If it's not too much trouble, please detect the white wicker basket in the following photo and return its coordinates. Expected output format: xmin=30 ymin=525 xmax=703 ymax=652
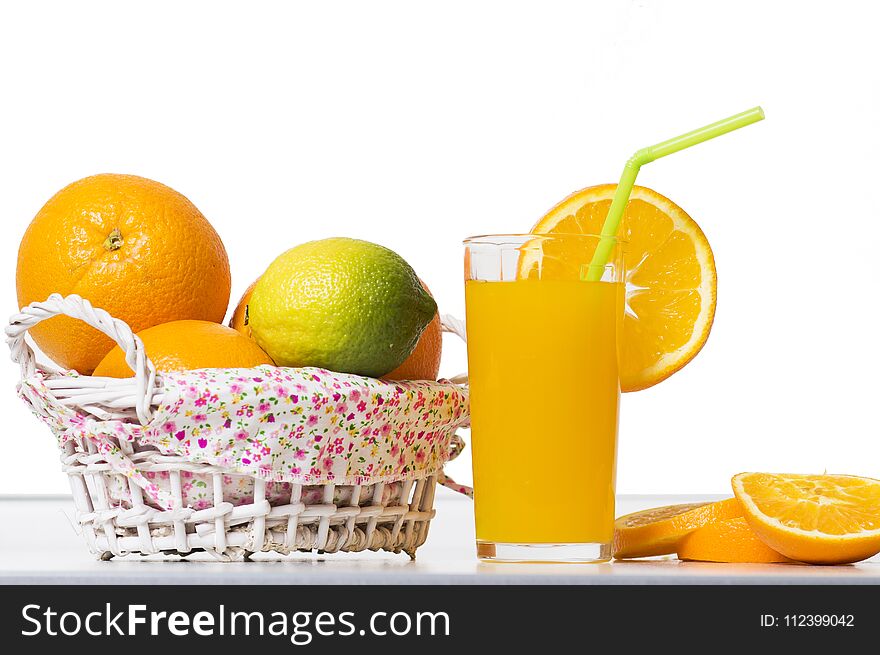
xmin=6 ymin=294 xmax=469 ymax=561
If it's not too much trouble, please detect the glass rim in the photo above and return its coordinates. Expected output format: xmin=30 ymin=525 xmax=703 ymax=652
xmin=463 ymin=232 xmax=627 ymax=245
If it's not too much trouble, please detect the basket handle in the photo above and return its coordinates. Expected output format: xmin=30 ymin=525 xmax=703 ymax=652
xmin=439 ymin=313 xmax=468 ymax=385
xmin=437 ymin=313 xmax=473 ymax=497
xmin=6 ymin=293 xmax=159 ymax=424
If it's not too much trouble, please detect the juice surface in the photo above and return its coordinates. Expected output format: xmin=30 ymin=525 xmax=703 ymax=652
xmin=465 ymin=278 xmax=622 ymax=544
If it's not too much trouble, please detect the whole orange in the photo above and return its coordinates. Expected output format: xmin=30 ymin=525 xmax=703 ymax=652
xmin=94 ymin=320 xmax=274 ymax=377
xmin=383 ymin=280 xmax=442 ymax=381
xmin=16 ymin=174 xmax=231 ymax=374
xmin=229 ymin=280 xmax=258 ymax=338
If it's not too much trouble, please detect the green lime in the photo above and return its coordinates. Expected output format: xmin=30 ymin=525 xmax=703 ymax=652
xmin=249 ymin=237 xmax=437 ymax=377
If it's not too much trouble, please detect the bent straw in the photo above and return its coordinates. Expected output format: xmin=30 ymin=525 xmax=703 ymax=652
xmin=586 ymin=106 xmax=765 ymax=281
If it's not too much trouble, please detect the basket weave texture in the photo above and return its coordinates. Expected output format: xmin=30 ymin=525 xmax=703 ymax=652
xmin=7 ymin=294 xmax=469 ymax=560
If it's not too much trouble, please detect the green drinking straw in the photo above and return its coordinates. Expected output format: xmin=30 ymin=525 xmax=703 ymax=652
xmin=586 ymin=106 xmax=765 ymax=281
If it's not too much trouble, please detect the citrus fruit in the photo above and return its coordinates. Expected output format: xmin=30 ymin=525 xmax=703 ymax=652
xmin=613 ymin=498 xmax=742 ymax=559
xmin=530 ymin=184 xmax=716 ymax=391
xmin=233 ymin=277 xmax=443 ymax=380
xmin=248 ymin=238 xmax=437 ymax=377
xmin=94 ymin=320 xmax=274 ymax=377
xmin=383 ymin=279 xmax=442 ymax=381
xmin=230 ymin=280 xmax=258 ymax=338
xmin=732 ymin=472 xmax=880 ymax=565
xmin=677 ymin=517 xmax=792 ymax=563
xmin=16 ymin=174 xmax=231 ymax=374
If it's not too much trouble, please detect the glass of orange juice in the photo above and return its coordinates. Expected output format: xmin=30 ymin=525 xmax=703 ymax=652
xmin=463 ymin=233 xmax=625 ymax=562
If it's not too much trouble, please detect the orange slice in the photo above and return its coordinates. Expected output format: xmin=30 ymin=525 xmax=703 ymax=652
xmin=530 ymin=184 xmax=716 ymax=391
xmin=677 ymin=517 xmax=792 ymax=563
xmin=613 ymin=498 xmax=742 ymax=559
xmin=732 ymin=472 xmax=880 ymax=565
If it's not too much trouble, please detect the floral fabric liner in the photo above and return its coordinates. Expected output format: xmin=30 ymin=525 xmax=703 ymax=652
xmin=17 ymin=365 xmax=469 ymax=510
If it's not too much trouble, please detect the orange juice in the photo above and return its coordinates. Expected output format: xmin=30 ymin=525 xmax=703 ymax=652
xmin=465 ymin=278 xmax=623 ymax=545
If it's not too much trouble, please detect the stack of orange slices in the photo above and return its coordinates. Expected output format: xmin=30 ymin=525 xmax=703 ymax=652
xmin=613 ymin=473 xmax=880 ymax=565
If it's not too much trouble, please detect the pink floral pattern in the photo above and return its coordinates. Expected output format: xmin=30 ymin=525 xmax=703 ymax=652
xmin=17 ymin=366 xmax=469 ymax=510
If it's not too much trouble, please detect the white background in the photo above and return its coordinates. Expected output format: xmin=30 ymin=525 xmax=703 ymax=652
xmin=1 ymin=0 xmax=878 ymax=496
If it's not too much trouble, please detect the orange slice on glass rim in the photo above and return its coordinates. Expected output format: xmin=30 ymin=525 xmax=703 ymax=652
xmin=529 ymin=184 xmax=717 ymax=392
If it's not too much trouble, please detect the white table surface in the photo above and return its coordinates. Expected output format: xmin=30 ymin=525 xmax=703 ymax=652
xmin=2 ymin=490 xmax=879 ymax=585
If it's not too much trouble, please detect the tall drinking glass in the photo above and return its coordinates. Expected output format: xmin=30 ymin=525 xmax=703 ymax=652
xmin=463 ymin=233 xmax=625 ymax=562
